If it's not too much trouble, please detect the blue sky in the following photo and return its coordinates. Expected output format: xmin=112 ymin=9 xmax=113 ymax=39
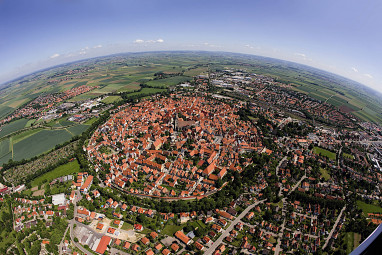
xmin=1 ymin=0 xmax=381 ymax=92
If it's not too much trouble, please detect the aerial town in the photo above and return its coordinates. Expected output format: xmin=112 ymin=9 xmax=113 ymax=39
xmin=1 ymin=66 xmax=382 ymax=255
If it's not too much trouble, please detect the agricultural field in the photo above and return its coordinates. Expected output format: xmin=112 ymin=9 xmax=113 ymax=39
xmin=313 ymin=147 xmax=336 ymax=160
xmin=0 ymin=52 xmax=381 ymax=126
xmin=0 ymin=118 xmax=30 ymax=138
xmin=145 ymin=76 xmax=191 ymax=88
xmin=102 ymin=95 xmax=122 ymax=104
xmin=30 ymin=159 xmax=80 ymax=187
xmin=0 ymin=121 xmax=90 ymax=165
xmin=3 ymin=141 xmax=78 ymax=184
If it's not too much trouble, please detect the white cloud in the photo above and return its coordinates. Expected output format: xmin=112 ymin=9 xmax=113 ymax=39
xmin=50 ymin=53 xmax=60 ymax=59
xmin=244 ymin=44 xmax=254 ymax=49
xmin=295 ymin=53 xmax=306 ymax=58
xmin=134 ymin=39 xmax=164 ymax=44
xmin=93 ymin=45 xmax=103 ymax=49
xmin=364 ymin=73 xmax=373 ymax=79
xmin=351 ymin=67 xmax=358 ymax=73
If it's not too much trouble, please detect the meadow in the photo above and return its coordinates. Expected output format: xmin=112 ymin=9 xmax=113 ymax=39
xmin=30 ymin=159 xmax=80 ymax=187
xmin=313 ymin=147 xmax=336 ymax=160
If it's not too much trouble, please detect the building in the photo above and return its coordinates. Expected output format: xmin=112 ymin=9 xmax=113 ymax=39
xmin=52 ymin=193 xmax=66 ymax=206
xmin=80 ymin=175 xmax=94 ymax=193
xmin=95 ymin=235 xmax=111 ymax=254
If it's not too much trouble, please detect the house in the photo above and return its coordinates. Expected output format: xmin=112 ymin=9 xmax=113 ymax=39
xmin=171 ymin=243 xmax=180 ymax=252
xmin=124 ymin=242 xmax=131 ymax=250
xmin=162 ymin=248 xmax=171 ymax=255
xmin=141 ymin=237 xmax=150 ymax=245
xmin=80 ymin=175 xmax=93 ymax=194
xmin=155 ymin=243 xmax=163 ymax=252
xmin=134 ymin=224 xmax=144 ymax=231
xmin=95 ymin=235 xmax=111 ymax=254
xmin=175 ymin=231 xmax=192 ymax=245
xmin=146 ymin=249 xmax=154 ymax=255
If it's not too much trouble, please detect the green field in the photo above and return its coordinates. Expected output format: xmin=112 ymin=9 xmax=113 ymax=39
xmin=66 ymin=124 xmax=90 ymax=136
xmin=0 ymin=121 xmax=90 ymax=165
xmin=162 ymin=223 xmax=183 ymax=236
xmin=145 ymin=76 xmax=192 ymax=88
xmin=356 ymin=200 xmax=382 ymax=214
xmin=102 ymin=95 xmax=122 ymax=104
xmin=12 ymin=129 xmax=73 ymax=162
xmin=84 ymin=117 xmax=97 ymax=125
xmin=30 ymin=159 xmax=80 ymax=187
xmin=127 ymin=87 xmax=166 ymax=97
xmin=0 ymin=118 xmax=29 ymax=138
xmin=319 ymin=168 xmax=331 ymax=181
xmin=343 ymin=152 xmax=355 ymax=159
xmin=313 ymin=147 xmax=336 ymax=160
xmin=121 ymin=222 xmax=133 ymax=230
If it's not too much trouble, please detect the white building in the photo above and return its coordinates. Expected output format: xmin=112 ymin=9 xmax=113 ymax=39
xmin=52 ymin=193 xmax=66 ymax=205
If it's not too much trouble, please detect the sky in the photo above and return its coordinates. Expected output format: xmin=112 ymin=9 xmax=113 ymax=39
xmin=0 ymin=0 xmax=381 ymax=93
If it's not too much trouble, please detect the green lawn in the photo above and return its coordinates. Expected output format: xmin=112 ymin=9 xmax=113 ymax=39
xmin=313 ymin=147 xmax=336 ymax=160
xmin=344 ymin=232 xmax=355 ymax=254
xmin=31 ymin=160 xmax=80 ymax=187
xmin=102 ymin=96 xmax=122 ymax=104
xmin=161 ymin=224 xmax=183 ymax=236
xmin=84 ymin=117 xmax=98 ymax=125
xmin=121 ymin=222 xmax=133 ymax=230
xmin=343 ymin=152 xmax=354 ymax=159
xmin=356 ymin=200 xmax=382 ymax=215
xmin=319 ymin=168 xmax=331 ymax=181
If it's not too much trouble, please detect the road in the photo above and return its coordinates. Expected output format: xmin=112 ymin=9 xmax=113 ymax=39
xmin=322 ymin=206 xmax=346 ymax=250
xmin=67 ymin=190 xmax=92 ymax=255
xmin=276 ymin=156 xmax=288 ymax=196
xmin=287 ymin=173 xmax=306 ymax=196
xmin=204 ymin=199 xmax=267 ymax=255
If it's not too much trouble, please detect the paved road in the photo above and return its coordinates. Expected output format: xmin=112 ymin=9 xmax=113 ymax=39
xmin=204 ymin=199 xmax=267 ymax=255
xmin=68 ymin=190 xmax=91 ymax=255
xmin=287 ymin=174 xmax=306 ymax=196
xmin=276 ymin=156 xmax=288 ymax=196
xmin=322 ymin=206 xmax=346 ymax=250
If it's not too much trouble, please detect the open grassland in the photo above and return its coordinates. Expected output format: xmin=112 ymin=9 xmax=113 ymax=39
xmin=313 ymin=147 xmax=336 ymax=160
xmin=30 ymin=159 xmax=80 ymax=187
xmin=356 ymin=200 xmax=382 ymax=214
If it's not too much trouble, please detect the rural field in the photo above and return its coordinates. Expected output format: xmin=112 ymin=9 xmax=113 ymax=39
xmin=0 ymin=118 xmax=90 ymax=165
xmin=1 ymin=52 xmax=381 ymax=125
